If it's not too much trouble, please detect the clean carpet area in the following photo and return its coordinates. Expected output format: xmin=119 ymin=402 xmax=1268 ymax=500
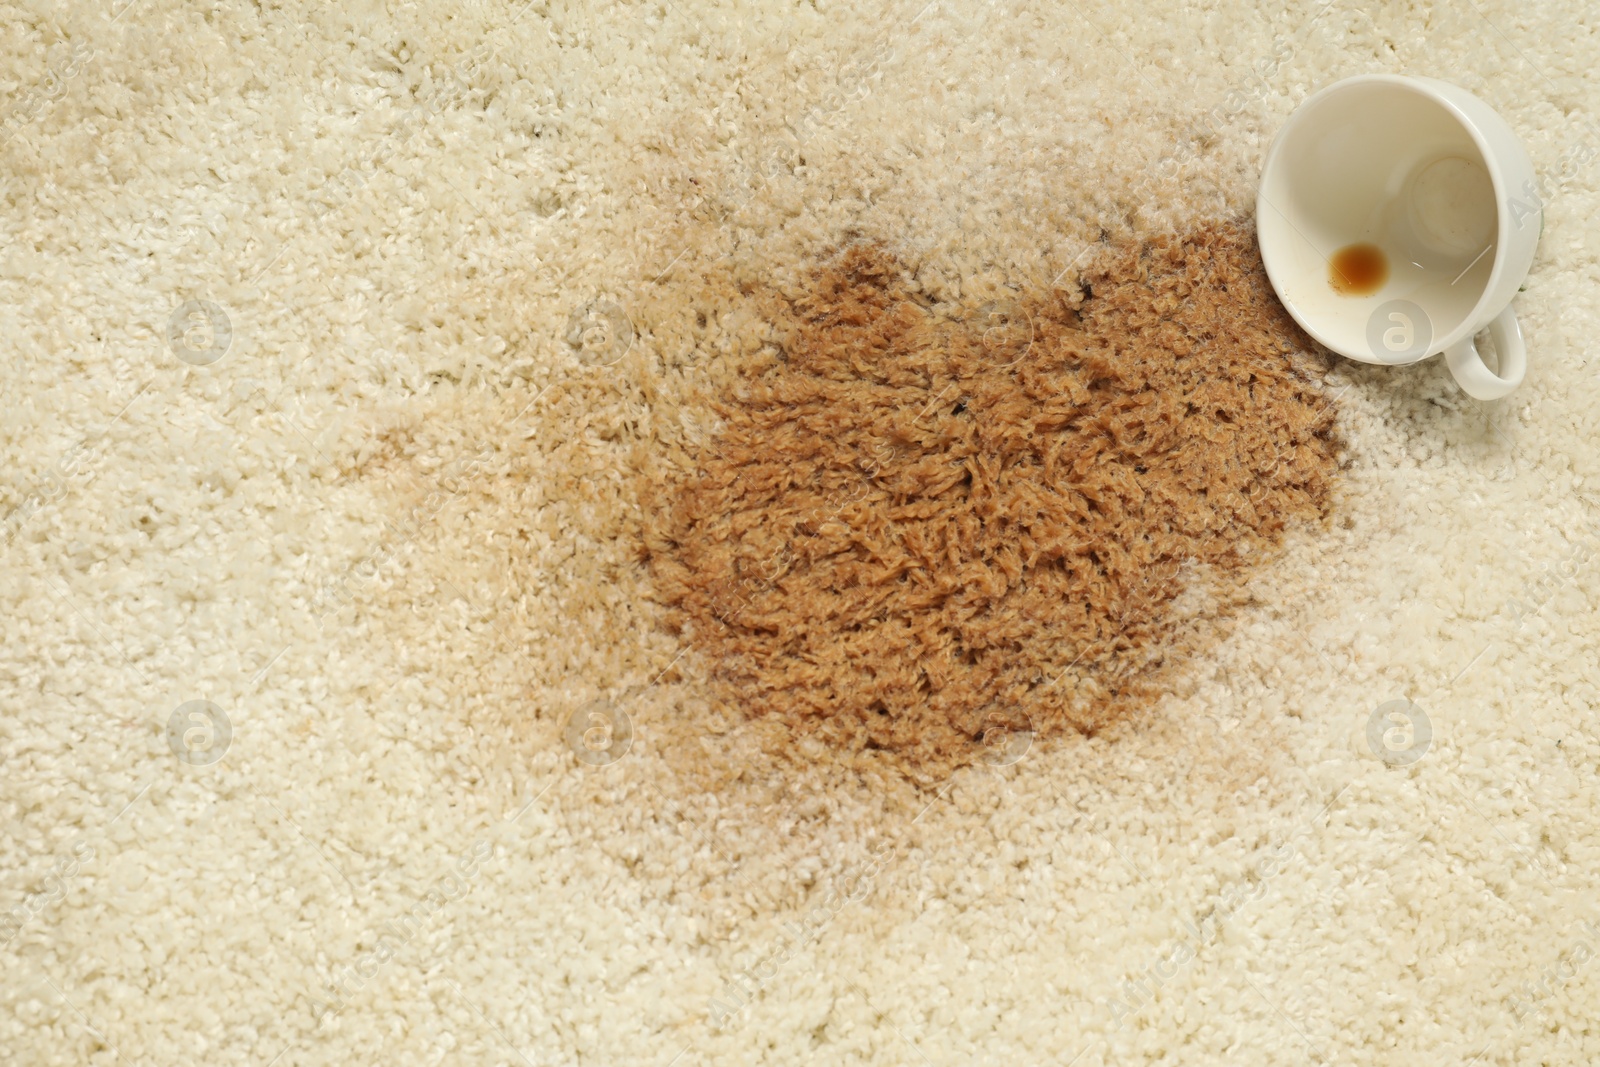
xmin=4 ymin=1 xmax=1600 ymax=1065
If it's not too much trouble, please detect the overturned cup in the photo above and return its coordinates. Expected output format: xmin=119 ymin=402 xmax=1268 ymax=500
xmin=1257 ymin=74 xmax=1542 ymax=400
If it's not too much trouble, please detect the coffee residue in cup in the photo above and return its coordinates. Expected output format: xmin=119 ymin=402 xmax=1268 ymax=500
xmin=1329 ymin=242 xmax=1388 ymax=296
xmin=642 ymin=219 xmax=1341 ymax=781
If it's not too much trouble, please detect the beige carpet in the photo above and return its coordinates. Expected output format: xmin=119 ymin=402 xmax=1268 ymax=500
xmin=3 ymin=1 xmax=1600 ymax=1064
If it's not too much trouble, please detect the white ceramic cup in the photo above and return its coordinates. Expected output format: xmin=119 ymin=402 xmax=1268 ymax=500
xmin=1256 ymin=74 xmax=1542 ymax=400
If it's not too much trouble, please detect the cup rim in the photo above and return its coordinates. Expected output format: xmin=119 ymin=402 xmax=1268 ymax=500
xmin=1256 ymin=73 xmax=1510 ymax=365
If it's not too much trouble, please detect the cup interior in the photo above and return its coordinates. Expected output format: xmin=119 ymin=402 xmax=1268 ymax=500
xmin=1257 ymin=79 xmax=1499 ymax=364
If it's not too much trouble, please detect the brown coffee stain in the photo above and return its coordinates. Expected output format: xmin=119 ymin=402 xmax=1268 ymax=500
xmin=640 ymin=220 xmax=1341 ymax=784
xmin=342 ymin=209 xmax=1350 ymax=938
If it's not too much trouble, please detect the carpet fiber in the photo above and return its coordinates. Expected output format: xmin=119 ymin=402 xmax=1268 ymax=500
xmin=3 ymin=1 xmax=1600 ymax=1065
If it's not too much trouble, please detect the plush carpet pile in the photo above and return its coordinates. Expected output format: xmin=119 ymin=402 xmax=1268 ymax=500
xmin=2 ymin=1 xmax=1599 ymax=1065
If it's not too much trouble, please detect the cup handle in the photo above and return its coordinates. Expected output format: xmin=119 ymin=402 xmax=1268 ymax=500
xmin=1444 ymin=305 xmax=1526 ymax=400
